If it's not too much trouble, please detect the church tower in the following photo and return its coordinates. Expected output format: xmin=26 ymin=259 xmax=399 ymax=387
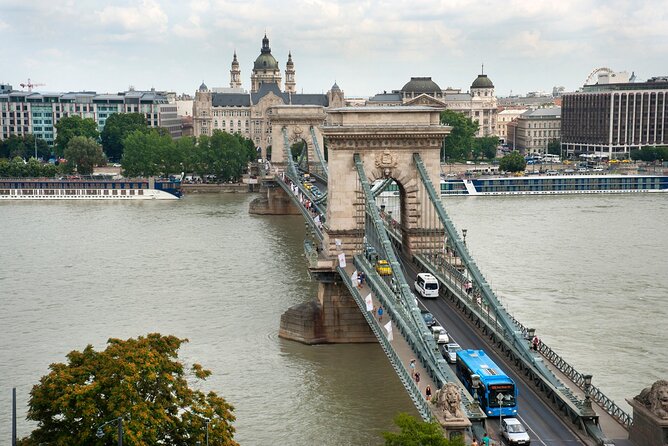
xmin=251 ymin=34 xmax=282 ymax=93
xmin=284 ymin=51 xmax=296 ymax=93
xmin=230 ymin=51 xmax=241 ymax=89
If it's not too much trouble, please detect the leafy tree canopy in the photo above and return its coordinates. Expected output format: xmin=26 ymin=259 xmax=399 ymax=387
xmin=440 ymin=110 xmax=479 ymax=161
xmin=0 ymin=135 xmax=51 ymax=160
xmin=21 ymin=333 xmax=238 ymax=446
xmin=54 ymin=116 xmax=99 ymax=157
xmin=63 ymin=136 xmax=107 ymax=175
xmin=499 ymin=150 xmax=527 ymax=173
xmin=630 ymin=146 xmax=668 ymax=162
xmin=547 ymin=139 xmax=561 ymax=156
xmin=100 ymin=113 xmax=148 ymax=161
xmin=121 ymin=129 xmax=173 ymax=177
xmin=472 ymin=136 xmax=499 ymax=160
xmin=382 ymin=413 xmax=466 ymax=446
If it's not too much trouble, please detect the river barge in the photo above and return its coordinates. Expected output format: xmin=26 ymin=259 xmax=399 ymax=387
xmin=0 ymin=177 xmax=182 ymax=200
xmin=376 ymin=174 xmax=668 ymax=197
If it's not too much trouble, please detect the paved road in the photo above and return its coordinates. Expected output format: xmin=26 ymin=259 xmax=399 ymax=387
xmin=403 ymin=261 xmax=587 ymax=446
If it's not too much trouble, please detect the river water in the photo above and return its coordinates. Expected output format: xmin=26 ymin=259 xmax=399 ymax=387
xmin=1 ymin=193 xmax=666 ymax=444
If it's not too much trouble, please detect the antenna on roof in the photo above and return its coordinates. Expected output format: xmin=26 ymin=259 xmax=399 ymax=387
xmin=481 ymin=63 xmax=484 ymax=75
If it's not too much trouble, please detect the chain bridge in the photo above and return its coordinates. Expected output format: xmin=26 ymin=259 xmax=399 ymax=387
xmin=250 ymin=105 xmax=635 ymax=445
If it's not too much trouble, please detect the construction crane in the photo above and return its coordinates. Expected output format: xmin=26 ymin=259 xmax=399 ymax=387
xmin=19 ymin=78 xmax=46 ymax=92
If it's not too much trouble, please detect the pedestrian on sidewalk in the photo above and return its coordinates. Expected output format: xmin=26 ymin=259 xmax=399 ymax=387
xmin=409 ymin=359 xmax=416 ymax=377
xmin=425 ymin=385 xmax=432 ymax=401
xmin=377 ymin=306 xmax=384 ymax=322
xmin=532 ymin=334 xmax=540 ymax=351
xmin=414 ymin=371 xmax=420 ymax=385
xmin=471 ymin=439 xmax=479 ymax=446
xmin=482 ymin=432 xmax=490 ymax=446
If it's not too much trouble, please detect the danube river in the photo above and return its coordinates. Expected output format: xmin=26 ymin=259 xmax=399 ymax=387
xmin=1 ymin=193 xmax=667 ymax=444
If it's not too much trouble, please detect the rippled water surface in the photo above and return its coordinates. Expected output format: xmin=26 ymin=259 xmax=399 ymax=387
xmin=1 ymin=193 xmax=666 ymax=444
xmin=441 ymin=193 xmax=668 ymax=411
xmin=0 ymin=195 xmax=415 ymax=445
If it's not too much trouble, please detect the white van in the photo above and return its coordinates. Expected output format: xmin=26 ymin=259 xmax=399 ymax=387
xmin=414 ymin=273 xmax=439 ymax=298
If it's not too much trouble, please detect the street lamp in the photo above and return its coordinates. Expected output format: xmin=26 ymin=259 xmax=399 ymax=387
xmin=96 ymin=417 xmax=124 ymax=446
xmin=471 ymin=374 xmax=481 ymax=409
xmin=462 ymin=229 xmax=468 ymax=247
xmin=582 ymin=374 xmax=595 ymax=416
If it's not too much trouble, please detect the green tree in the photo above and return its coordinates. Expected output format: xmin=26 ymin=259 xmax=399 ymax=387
xmin=21 ymin=333 xmax=238 ymax=446
xmin=121 ymin=129 xmax=163 ymax=177
xmin=499 ymin=151 xmax=527 ymax=173
xmin=547 ymin=139 xmax=561 ymax=156
xmin=0 ymin=135 xmax=51 ymax=160
xmin=63 ymin=136 xmax=107 ymax=175
xmin=472 ymin=136 xmax=499 ymax=160
xmin=100 ymin=113 xmax=148 ymax=161
xmin=382 ymin=413 xmax=465 ymax=446
xmin=440 ymin=110 xmax=479 ymax=161
xmin=54 ymin=116 xmax=99 ymax=157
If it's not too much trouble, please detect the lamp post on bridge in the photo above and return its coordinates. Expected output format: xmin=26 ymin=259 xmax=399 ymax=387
xmin=470 ymin=374 xmax=481 ymax=410
xmin=462 ymin=228 xmax=467 ymax=247
xmin=581 ymin=373 xmax=596 ymax=417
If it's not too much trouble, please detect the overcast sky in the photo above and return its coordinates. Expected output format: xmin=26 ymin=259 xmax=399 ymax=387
xmin=1 ymin=0 xmax=667 ymax=98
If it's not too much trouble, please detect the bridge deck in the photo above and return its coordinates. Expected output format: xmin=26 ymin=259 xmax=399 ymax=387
xmin=341 ymin=263 xmax=438 ymax=405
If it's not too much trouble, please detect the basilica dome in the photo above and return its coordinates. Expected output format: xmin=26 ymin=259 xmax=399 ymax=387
xmin=254 ymin=34 xmax=279 ymax=70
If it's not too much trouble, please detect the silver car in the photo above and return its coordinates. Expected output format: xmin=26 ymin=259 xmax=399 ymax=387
xmin=441 ymin=342 xmax=462 ymax=363
xmin=501 ymin=417 xmax=531 ymax=445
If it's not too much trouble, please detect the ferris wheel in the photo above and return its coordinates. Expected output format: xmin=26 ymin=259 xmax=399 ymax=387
xmin=584 ymin=67 xmax=613 ymax=86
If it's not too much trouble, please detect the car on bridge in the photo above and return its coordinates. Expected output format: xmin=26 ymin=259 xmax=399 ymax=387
xmin=420 ymin=310 xmax=436 ymax=327
xmin=431 ymin=325 xmax=449 ymax=344
xmin=364 ymin=245 xmax=378 ymax=263
xmin=375 ymin=259 xmax=392 ymax=276
xmin=501 ymin=417 xmax=531 ymax=445
xmin=440 ymin=342 xmax=462 ymax=363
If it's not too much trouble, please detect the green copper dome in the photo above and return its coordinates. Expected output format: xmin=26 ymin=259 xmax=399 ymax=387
xmin=254 ymin=34 xmax=279 ymax=70
xmin=401 ymin=77 xmax=441 ymax=94
xmin=471 ymin=74 xmax=494 ymax=89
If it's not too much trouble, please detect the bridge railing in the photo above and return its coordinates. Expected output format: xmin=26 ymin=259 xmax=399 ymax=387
xmin=336 ymin=263 xmax=432 ymax=420
xmin=309 ymin=126 xmax=328 ymax=180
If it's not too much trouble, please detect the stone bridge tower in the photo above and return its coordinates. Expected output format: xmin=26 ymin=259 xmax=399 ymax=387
xmin=277 ymin=106 xmax=451 ymax=344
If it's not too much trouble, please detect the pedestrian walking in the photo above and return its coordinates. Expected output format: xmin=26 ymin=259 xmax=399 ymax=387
xmin=414 ymin=371 xmax=420 ymax=384
xmin=532 ymin=334 xmax=540 ymax=351
xmin=409 ymin=359 xmax=416 ymax=377
xmin=377 ymin=306 xmax=384 ymax=322
xmin=425 ymin=385 xmax=432 ymax=401
xmin=471 ymin=439 xmax=479 ymax=446
xmin=359 ymin=271 xmax=365 ymax=286
xmin=482 ymin=433 xmax=490 ymax=446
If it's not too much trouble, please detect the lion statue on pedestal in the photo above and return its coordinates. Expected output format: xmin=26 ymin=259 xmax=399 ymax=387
xmin=434 ymin=382 xmax=464 ymax=420
xmin=634 ymin=379 xmax=668 ymax=419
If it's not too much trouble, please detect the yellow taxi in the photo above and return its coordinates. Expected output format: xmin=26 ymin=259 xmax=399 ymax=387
xmin=375 ymin=259 xmax=392 ymax=276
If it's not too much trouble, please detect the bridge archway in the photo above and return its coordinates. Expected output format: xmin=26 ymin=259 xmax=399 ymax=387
xmin=267 ymin=105 xmax=327 ymax=173
xmin=320 ymin=107 xmax=450 ymax=258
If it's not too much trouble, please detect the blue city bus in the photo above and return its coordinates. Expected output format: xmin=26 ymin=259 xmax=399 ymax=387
xmin=456 ymin=349 xmax=518 ymax=417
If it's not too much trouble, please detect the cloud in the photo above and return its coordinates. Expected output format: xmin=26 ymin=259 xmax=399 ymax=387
xmin=0 ymin=19 xmax=9 ymax=31
xmin=96 ymin=0 xmax=168 ymax=41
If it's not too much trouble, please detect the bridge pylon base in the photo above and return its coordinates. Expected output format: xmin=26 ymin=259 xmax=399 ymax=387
xmin=279 ymin=279 xmax=376 ymax=344
xmin=249 ymin=182 xmax=301 ymax=215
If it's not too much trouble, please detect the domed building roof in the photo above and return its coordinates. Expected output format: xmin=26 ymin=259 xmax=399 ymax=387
xmin=331 ymin=81 xmax=340 ymax=92
xmin=401 ymin=77 xmax=441 ymax=94
xmin=254 ymin=34 xmax=279 ymax=70
xmin=471 ymin=74 xmax=494 ymax=89
xmin=198 ymin=81 xmax=208 ymax=92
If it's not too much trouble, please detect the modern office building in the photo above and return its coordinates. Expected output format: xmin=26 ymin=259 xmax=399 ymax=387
xmin=561 ymin=77 xmax=668 ymax=158
xmin=366 ymin=72 xmax=498 ymax=137
xmin=507 ymin=107 xmax=561 ymax=154
xmin=193 ymin=34 xmax=344 ymax=157
xmin=0 ymin=88 xmax=181 ymax=147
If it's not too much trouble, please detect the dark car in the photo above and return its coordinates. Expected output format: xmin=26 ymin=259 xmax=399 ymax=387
xmin=421 ymin=311 xmax=436 ymax=327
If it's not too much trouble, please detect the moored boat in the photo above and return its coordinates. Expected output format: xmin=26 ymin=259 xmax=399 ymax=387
xmin=374 ymin=174 xmax=668 ymax=197
xmin=0 ymin=176 xmax=182 ymax=200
